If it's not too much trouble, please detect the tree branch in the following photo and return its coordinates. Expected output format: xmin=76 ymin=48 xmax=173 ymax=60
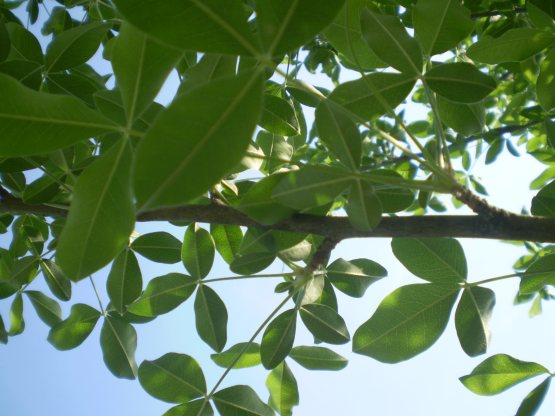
xmin=3 ymin=197 xmax=555 ymax=243
xmin=470 ymin=7 xmax=527 ymax=19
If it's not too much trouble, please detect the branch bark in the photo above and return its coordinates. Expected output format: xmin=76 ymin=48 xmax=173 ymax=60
xmin=2 ymin=196 xmax=555 ymax=243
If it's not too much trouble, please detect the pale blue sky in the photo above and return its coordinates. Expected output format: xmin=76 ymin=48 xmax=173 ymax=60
xmin=1 ymin=2 xmax=555 ymax=415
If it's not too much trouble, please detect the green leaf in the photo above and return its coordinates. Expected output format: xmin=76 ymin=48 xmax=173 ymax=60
xmin=24 ymin=290 xmax=61 ymax=327
xmin=139 ymin=353 xmax=206 ymax=403
xmin=266 ymin=362 xmax=299 ymax=416
xmin=230 ymin=252 xmax=276 ymax=275
xmin=22 ymin=173 xmax=63 ymax=205
xmin=182 ymin=224 xmax=215 ymax=279
xmin=127 ymin=273 xmax=197 ymax=317
xmin=360 ymin=9 xmax=422 ymax=75
xmin=467 ymin=28 xmax=555 ymax=64
xmin=45 ymin=22 xmax=111 ymax=72
xmin=324 ymin=0 xmax=385 ymax=70
xmin=179 ymin=53 xmax=237 ymax=94
xmin=391 ymin=237 xmax=467 ymax=283
xmin=134 ymin=71 xmax=263 ymax=210
xmin=424 ymin=63 xmax=496 ymax=103
xmin=6 ymin=23 xmax=43 ymax=63
xmin=538 ymin=47 xmax=555 ymax=112
xmin=259 ymin=95 xmax=300 ymax=137
xmin=0 ymin=314 xmax=7 ymax=344
xmin=455 ymin=286 xmax=495 ymax=357
xmin=520 ymin=253 xmax=555 ymax=294
xmin=0 ymin=20 xmax=10 ymax=62
xmin=256 ymin=0 xmax=346 ymax=56
xmin=8 ymin=293 xmax=24 ymax=336
xmin=211 ymin=342 xmax=261 ymax=369
xmin=346 ymin=179 xmax=382 ymax=231
xmin=353 ymin=283 xmax=460 ymax=363
xmin=261 ymin=309 xmax=297 ymax=369
xmin=210 ymin=224 xmax=242 ymax=265
xmin=315 ymin=99 xmax=361 ymax=169
xmin=47 ymin=303 xmax=101 ymax=350
xmin=273 ymin=166 xmax=351 ymax=210
xmin=413 ymin=0 xmax=474 ymax=56
xmin=194 ymin=285 xmax=228 ymax=352
xmin=163 ymin=400 xmax=214 ymax=416
xmin=40 ymin=259 xmax=71 ymax=301
xmin=460 ymin=354 xmax=549 ymax=395
xmin=100 ymin=316 xmax=138 ymax=379
xmin=300 ymin=303 xmax=350 ymax=345
xmin=532 ymin=180 xmax=555 ymax=217
xmin=0 ymin=73 xmax=118 ymax=156
xmin=131 ymin=232 xmax=182 ymax=264
xmin=0 ymin=60 xmax=42 ymax=90
xmin=112 ymin=22 xmax=181 ymax=122
xmin=213 ymin=385 xmax=274 ymax=416
xmin=289 ymin=346 xmax=348 ymax=371
xmin=107 ymin=249 xmax=142 ymax=314
xmin=326 ymin=258 xmax=387 ymax=298
xmin=56 ymin=140 xmax=135 ymax=281
xmin=256 ymin=132 xmax=294 ymax=174
xmin=113 ymin=0 xmax=259 ymax=55
xmin=239 ymin=174 xmax=295 ymax=225
xmin=437 ymin=97 xmax=485 ymax=136
xmin=328 ymin=72 xmax=416 ymax=121
xmin=516 ymin=377 xmax=551 ymax=416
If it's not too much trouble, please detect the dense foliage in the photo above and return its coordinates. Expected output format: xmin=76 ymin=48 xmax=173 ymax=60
xmin=1 ymin=0 xmax=555 ymax=414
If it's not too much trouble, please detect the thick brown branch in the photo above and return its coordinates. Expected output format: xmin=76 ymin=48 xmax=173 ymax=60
xmin=3 ymin=197 xmax=555 ymax=243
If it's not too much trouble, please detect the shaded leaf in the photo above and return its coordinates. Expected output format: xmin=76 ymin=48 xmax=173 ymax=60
xmin=300 ymin=303 xmax=350 ymax=345
xmin=8 ymin=292 xmax=24 ymax=336
xmin=391 ymin=237 xmax=467 ymax=283
xmin=182 ymin=224 xmax=215 ymax=279
xmin=289 ymin=346 xmax=347 ymax=371
xmin=131 ymin=232 xmax=182 ymax=264
xmin=100 ymin=316 xmax=138 ymax=379
xmin=260 ymin=95 xmax=300 ymax=137
xmin=45 ymin=22 xmax=111 ymax=72
xmin=346 ymin=179 xmax=382 ymax=231
xmin=455 ymin=286 xmax=495 ymax=357
xmin=113 ymin=22 xmax=181 ymax=122
xmin=113 ymin=0 xmax=259 ymax=55
xmin=0 ymin=73 xmax=118 ymax=156
xmin=194 ymin=285 xmax=228 ymax=352
xmin=107 ymin=249 xmax=143 ymax=314
xmin=413 ymin=0 xmax=474 ymax=56
xmin=360 ymin=9 xmax=422 ymax=75
xmin=537 ymin=47 xmax=555 ymax=111
xmin=163 ymin=400 xmax=214 ymax=416
xmin=532 ymin=180 xmax=555 ymax=217
xmin=40 ymin=259 xmax=71 ymax=301
xmin=210 ymin=224 xmax=242 ymax=264
xmin=437 ymin=97 xmax=485 ymax=136
xmin=139 ymin=353 xmax=206 ymax=403
xmin=424 ymin=63 xmax=496 ymax=103
xmin=261 ymin=309 xmax=297 ymax=369
xmin=326 ymin=258 xmax=387 ymax=298
xmin=520 ymin=253 xmax=555 ymax=294
xmin=6 ymin=23 xmax=42 ymax=63
xmin=353 ymin=283 xmax=459 ymax=363
xmin=467 ymin=28 xmax=555 ymax=64
xmin=516 ymin=377 xmax=551 ymax=416
xmin=0 ymin=314 xmax=7 ymax=344
xmin=25 ymin=290 xmax=62 ymax=327
xmin=127 ymin=273 xmax=197 ymax=317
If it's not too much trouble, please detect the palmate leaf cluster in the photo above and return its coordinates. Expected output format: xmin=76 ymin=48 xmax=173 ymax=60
xmin=1 ymin=0 xmax=555 ymax=415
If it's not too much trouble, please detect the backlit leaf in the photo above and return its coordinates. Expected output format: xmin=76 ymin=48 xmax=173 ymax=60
xmin=300 ymin=303 xmax=350 ymax=345
xmin=100 ymin=316 xmax=138 ymax=379
xmin=460 ymin=354 xmax=549 ymax=395
xmin=107 ymin=249 xmax=143 ymax=314
xmin=326 ymin=258 xmax=387 ymax=298
xmin=47 ymin=303 xmax=101 ymax=350
xmin=516 ymin=378 xmax=551 ymax=416
xmin=25 ymin=290 xmax=62 ymax=327
xmin=289 ymin=346 xmax=348 ymax=371
xmin=182 ymin=224 xmax=215 ymax=279
xmin=520 ymin=253 xmax=555 ymax=294
xmin=213 ymin=385 xmax=274 ymax=416
xmin=131 ymin=232 xmax=182 ymax=264
xmin=211 ymin=342 xmax=261 ymax=369
xmin=261 ymin=309 xmax=297 ymax=369
xmin=194 ymin=285 xmax=228 ymax=352
xmin=40 ymin=259 xmax=71 ymax=301
xmin=266 ymin=362 xmax=299 ymax=416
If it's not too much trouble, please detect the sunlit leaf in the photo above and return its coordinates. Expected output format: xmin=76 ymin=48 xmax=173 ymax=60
xmin=520 ymin=253 xmax=555 ymax=294
xmin=266 ymin=362 xmax=299 ymax=416
xmin=213 ymin=385 xmax=274 ymax=416
xmin=460 ymin=354 xmax=549 ymax=395
xmin=48 ymin=303 xmax=101 ymax=350
xmin=211 ymin=342 xmax=261 ymax=369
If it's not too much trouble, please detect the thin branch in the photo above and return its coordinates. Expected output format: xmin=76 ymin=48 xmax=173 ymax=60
xmin=3 ymin=195 xmax=555 ymax=243
xmin=470 ymin=7 xmax=527 ymax=19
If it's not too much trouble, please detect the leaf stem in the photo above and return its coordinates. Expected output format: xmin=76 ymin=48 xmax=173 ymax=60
xmin=89 ymin=276 xmax=106 ymax=315
xmin=201 ymin=272 xmax=296 ymax=285
xmin=200 ymin=292 xmax=294 ymax=411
